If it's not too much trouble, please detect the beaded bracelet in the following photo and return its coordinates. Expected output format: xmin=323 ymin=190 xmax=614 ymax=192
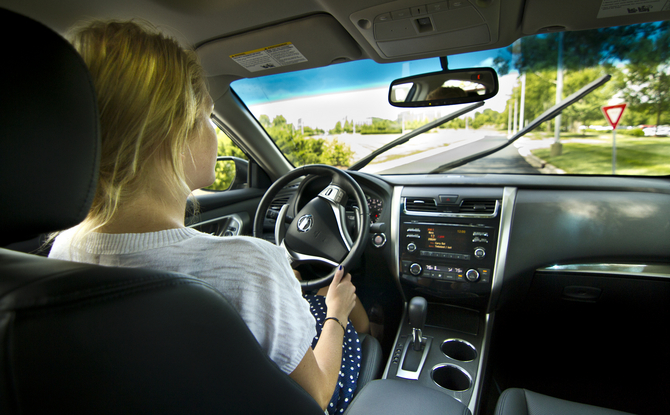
xmin=323 ymin=316 xmax=346 ymax=333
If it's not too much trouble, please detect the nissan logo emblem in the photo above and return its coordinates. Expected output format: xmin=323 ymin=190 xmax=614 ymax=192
xmin=297 ymin=214 xmax=313 ymax=232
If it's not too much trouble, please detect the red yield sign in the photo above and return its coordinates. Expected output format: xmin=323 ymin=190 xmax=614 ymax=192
xmin=601 ymin=103 xmax=627 ymax=175
xmin=601 ymin=103 xmax=626 ymax=129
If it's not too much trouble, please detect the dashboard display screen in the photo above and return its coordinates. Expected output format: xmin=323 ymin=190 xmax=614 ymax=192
xmin=426 ymin=226 xmax=468 ymax=252
xmin=425 ymin=264 xmax=464 ymax=274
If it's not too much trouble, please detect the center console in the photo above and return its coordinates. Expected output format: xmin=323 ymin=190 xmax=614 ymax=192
xmin=398 ymin=187 xmax=502 ymax=307
xmin=381 ymin=186 xmax=510 ymax=414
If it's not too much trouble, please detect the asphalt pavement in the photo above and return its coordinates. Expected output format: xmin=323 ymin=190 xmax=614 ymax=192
xmin=363 ymin=135 xmax=540 ymax=174
xmin=446 ymin=140 xmax=540 ymax=174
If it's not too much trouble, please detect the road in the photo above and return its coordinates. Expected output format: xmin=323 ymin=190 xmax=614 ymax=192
xmin=338 ymin=130 xmax=541 ymax=174
xmin=447 ymin=141 xmax=540 ymax=174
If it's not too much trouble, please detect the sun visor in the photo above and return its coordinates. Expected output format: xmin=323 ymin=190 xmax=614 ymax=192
xmin=197 ymin=14 xmax=362 ymax=78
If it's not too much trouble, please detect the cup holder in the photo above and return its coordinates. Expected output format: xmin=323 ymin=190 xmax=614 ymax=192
xmin=441 ymin=339 xmax=477 ymax=362
xmin=431 ymin=364 xmax=472 ymax=392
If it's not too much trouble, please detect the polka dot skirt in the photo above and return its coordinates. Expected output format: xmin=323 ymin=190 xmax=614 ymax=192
xmin=304 ymin=294 xmax=361 ymax=415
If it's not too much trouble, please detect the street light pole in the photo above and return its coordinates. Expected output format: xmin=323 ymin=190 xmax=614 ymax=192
xmin=507 ymin=100 xmax=512 ymax=137
xmin=551 ymin=31 xmax=564 ymax=157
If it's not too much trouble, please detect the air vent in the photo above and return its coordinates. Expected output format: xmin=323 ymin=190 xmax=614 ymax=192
xmin=270 ymin=195 xmax=290 ymax=210
xmin=459 ymin=200 xmax=497 ymax=214
xmin=405 ymin=198 xmax=438 ymax=212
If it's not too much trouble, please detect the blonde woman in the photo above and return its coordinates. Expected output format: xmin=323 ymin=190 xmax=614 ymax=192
xmin=49 ymin=20 xmax=361 ymax=414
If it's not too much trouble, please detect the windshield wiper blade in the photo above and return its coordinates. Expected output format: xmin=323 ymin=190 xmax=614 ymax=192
xmin=348 ymin=101 xmax=485 ymax=171
xmin=430 ymin=74 xmax=612 ymax=173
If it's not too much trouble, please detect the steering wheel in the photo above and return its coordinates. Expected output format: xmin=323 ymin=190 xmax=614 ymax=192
xmin=253 ymin=165 xmax=370 ymax=289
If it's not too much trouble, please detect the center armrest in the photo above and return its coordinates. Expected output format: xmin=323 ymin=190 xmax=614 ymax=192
xmin=344 ymin=379 xmax=471 ymax=415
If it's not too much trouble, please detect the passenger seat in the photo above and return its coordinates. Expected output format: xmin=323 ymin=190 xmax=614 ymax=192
xmin=495 ymin=388 xmax=633 ymax=415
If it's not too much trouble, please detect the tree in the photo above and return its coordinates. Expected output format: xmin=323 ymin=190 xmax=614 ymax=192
xmin=618 ymin=22 xmax=670 ymax=129
xmin=508 ymin=70 xmax=557 ymax=128
xmin=330 ymin=121 xmax=342 ymax=134
xmin=272 ymin=115 xmax=287 ymax=127
xmin=358 ymin=118 xmax=401 ymax=134
xmin=495 ymin=22 xmax=669 ymax=132
xmin=322 ymin=138 xmax=354 ymax=167
xmin=472 ymin=109 xmax=503 ymax=129
xmin=496 ymin=25 xmax=649 ymax=76
xmin=502 ymin=66 xmax=620 ymax=133
xmin=259 ymin=114 xmax=271 ymax=128
xmin=262 ymin=115 xmax=355 ymax=167
xmin=343 ymin=119 xmax=354 ymax=133
xmin=303 ymin=126 xmax=324 ymax=136
xmin=562 ymin=66 xmax=620 ymax=130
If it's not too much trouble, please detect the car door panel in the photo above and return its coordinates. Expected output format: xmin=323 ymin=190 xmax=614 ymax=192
xmin=188 ymin=188 xmax=265 ymax=236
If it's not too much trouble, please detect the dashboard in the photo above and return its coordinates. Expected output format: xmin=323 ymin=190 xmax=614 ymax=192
xmin=268 ymin=170 xmax=670 ymax=313
xmin=195 ymin=169 xmax=670 ymax=414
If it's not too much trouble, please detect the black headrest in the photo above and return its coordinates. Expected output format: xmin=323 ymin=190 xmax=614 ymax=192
xmin=0 ymin=8 xmax=100 ymax=246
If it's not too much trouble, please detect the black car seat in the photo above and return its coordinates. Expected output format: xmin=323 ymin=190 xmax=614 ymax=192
xmin=0 ymin=8 xmax=379 ymax=414
xmin=495 ymin=388 xmax=634 ymax=415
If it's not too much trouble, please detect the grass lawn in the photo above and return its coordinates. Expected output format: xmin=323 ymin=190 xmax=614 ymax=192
xmin=533 ymin=136 xmax=670 ymax=175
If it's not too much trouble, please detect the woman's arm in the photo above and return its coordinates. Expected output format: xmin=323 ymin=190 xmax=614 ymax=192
xmin=289 ymin=266 xmax=356 ymax=410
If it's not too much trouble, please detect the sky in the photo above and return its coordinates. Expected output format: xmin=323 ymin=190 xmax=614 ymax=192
xmin=242 ymin=77 xmax=517 ymax=130
xmin=232 ymin=48 xmax=518 ymax=130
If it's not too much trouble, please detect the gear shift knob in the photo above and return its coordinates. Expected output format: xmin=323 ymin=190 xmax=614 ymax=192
xmin=409 ymin=296 xmax=427 ymax=328
xmin=408 ymin=297 xmax=427 ymax=351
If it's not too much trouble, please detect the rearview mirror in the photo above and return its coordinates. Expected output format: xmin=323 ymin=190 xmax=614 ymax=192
xmin=389 ymin=68 xmax=498 ymax=107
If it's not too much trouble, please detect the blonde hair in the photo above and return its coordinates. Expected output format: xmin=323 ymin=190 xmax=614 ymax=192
xmin=67 ymin=19 xmax=208 ymax=237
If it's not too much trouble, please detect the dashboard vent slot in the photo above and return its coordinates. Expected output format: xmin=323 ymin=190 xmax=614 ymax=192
xmin=270 ymin=195 xmax=290 ymax=210
xmin=459 ymin=200 xmax=497 ymax=214
xmin=405 ymin=198 xmax=438 ymax=212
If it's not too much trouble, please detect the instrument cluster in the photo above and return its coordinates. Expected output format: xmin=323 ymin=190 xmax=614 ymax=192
xmin=367 ymin=195 xmax=383 ymax=223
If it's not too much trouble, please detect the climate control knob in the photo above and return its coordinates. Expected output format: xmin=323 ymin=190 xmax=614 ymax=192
xmin=474 ymin=247 xmax=486 ymax=259
xmin=409 ymin=263 xmax=422 ymax=276
xmin=407 ymin=242 xmax=417 ymax=252
xmin=466 ymin=269 xmax=480 ymax=282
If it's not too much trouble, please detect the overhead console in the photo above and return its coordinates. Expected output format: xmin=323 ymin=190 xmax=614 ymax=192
xmin=349 ymin=0 xmax=500 ymax=58
xmin=398 ymin=187 xmax=504 ymax=309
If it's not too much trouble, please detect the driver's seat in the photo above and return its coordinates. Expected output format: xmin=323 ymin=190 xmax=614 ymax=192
xmin=0 ymin=8 xmax=379 ymax=414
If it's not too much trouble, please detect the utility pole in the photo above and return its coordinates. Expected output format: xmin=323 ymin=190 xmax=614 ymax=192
xmin=551 ymin=31 xmax=564 ymax=156
xmin=514 ymin=38 xmax=526 ymax=132
xmin=520 ymin=73 xmax=526 ymax=130
xmin=508 ymin=100 xmax=512 ymax=137
xmin=513 ymin=99 xmax=518 ymax=135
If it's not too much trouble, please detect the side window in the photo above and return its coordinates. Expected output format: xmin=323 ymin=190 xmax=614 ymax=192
xmin=202 ymin=126 xmax=248 ymax=191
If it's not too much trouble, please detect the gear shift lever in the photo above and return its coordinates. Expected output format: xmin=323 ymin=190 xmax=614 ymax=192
xmin=408 ymin=296 xmax=427 ymax=351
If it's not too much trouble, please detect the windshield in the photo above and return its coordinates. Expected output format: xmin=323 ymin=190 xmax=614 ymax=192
xmin=232 ymin=21 xmax=670 ymax=176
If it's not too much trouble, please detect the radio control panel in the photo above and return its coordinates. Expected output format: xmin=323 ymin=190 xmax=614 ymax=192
xmin=399 ymin=219 xmax=499 ymax=300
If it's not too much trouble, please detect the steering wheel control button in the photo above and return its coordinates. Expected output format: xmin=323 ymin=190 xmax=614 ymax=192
xmin=466 ymin=269 xmax=480 ymax=282
xmin=409 ymin=263 xmax=422 ymax=276
xmin=474 ymin=247 xmax=486 ymax=259
xmin=296 ymin=214 xmax=313 ymax=232
xmin=372 ymin=233 xmax=386 ymax=248
xmin=407 ymin=242 xmax=417 ymax=252
xmin=319 ymin=184 xmax=346 ymax=204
